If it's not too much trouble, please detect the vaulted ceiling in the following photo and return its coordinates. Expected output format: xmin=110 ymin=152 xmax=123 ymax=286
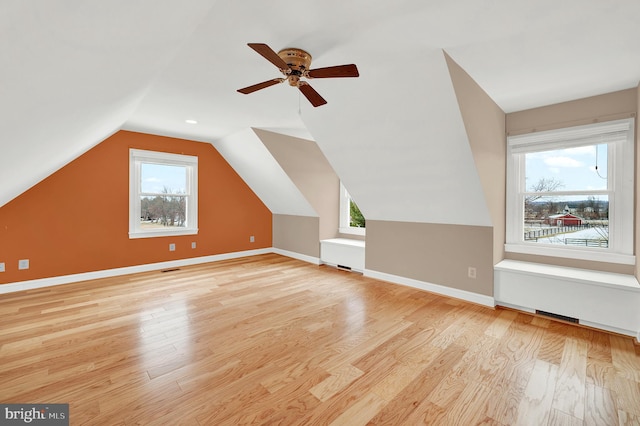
xmin=2 ymin=1 xmax=639 ymax=225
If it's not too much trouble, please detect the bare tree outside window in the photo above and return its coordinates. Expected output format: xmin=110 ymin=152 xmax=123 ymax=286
xmin=140 ymin=187 xmax=187 ymax=229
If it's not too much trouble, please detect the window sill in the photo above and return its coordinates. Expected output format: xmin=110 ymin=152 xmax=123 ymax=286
xmin=129 ymin=228 xmax=198 ymax=239
xmin=339 ymin=227 xmax=366 ymax=237
xmin=505 ymin=243 xmax=635 ymax=265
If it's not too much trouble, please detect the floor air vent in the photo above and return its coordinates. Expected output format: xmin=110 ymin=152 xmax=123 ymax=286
xmin=535 ymin=310 xmax=578 ymax=324
xmin=337 ymin=265 xmax=352 ymax=271
xmin=161 ymin=268 xmax=181 ymax=273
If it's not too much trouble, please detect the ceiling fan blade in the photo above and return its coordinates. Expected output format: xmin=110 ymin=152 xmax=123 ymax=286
xmin=298 ymin=83 xmax=327 ymax=107
xmin=237 ymin=78 xmax=284 ymax=94
xmin=307 ymin=64 xmax=359 ymax=78
xmin=247 ymin=43 xmax=290 ymax=71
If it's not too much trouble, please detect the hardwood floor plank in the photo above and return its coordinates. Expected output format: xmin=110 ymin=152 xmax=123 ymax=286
xmin=552 ymin=337 xmax=588 ymax=420
xmin=295 ymin=355 xmax=399 ymax=425
xmin=485 ymin=309 xmax=518 ymax=339
xmin=516 ymin=359 xmax=559 ymax=426
xmin=610 ymin=334 xmax=640 ymax=382
xmin=309 ymin=364 xmax=364 ymax=402
xmin=352 ymin=325 xmax=423 ymax=372
xmin=363 ymin=343 xmax=465 ymax=425
xmin=449 ymin=333 xmax=504 ymax=385
xmin=1 ymin=254 xmax=638 ymax=425
xmin=328 ymin=391 xmax=388 ymax=426
xmin=485 ymin=319 xmax=545 ymax=425
xmin=425 ymin=362 xmax=469 ymax=409
xmin=539 ymin=323 xmax=570 ymax=366
xmin=236 ymin=370 xmax=326 ymax=426
xmin=441 ymin=380 xmax=495 ymax=425
xmin=549 ymin=408 xmax=583 ymax=426
xmin=370 ymin=362 xmax=423 ymax=402
xmin=321 ymin=319 xmax=413 ymax=373
xmin=584 ymin=382 xmax=618 ymax=426
xmin=618 ymin=410 xmax=640 ymax=426
xmin=610 ymin=373 xmax=640 ymax=417
xmin=585 ymin=358 xmax=617 ymax=389
xmin=398 ymin=400 xmax=448 ymax=426
xmin=586 ymin=329 xmax=612 ymax=363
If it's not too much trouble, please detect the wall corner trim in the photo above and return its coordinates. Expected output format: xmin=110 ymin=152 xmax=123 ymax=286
xmin=364 ymin=268 xmax=495 ymax=308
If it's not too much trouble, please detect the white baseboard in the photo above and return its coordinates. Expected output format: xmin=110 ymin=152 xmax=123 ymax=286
xmin=0 ymin=248 xmax=272 ymax=294
xmin=271 ymin=248 xmax=321 ymax=265
xmin=364 ymin=269 xmax=495 ymax=308
xmin=579 ymin=320 xmax=638 ymax=340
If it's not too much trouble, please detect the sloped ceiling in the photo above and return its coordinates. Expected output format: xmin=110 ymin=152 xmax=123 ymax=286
xmin=2 ymin=0 xmax=640 ymax=225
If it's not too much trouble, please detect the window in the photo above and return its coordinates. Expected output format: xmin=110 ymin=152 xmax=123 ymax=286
xmin=129 ymin=149 xmax=198 ymax=239
xmin=506 ymin=118 xmax=634 ymax=264
xmin=339 ymin=182 xmax=365 ymax=236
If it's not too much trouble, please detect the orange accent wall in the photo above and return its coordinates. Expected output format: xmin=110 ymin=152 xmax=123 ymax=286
xmin=0 ymin=130 xmax=272 ymax=284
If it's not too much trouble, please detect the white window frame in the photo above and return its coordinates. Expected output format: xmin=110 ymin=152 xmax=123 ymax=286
xmin=505 ymin=118 xmax=635 ymax=265
xmin=129 ymin=149 xmax=198 ymax=239
xmin=339 ymin=182 xmax=365 ymax=236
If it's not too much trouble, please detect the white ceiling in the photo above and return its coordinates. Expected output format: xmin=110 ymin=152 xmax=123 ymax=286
xmin=2 ymin=0 xmax=639 ymax=221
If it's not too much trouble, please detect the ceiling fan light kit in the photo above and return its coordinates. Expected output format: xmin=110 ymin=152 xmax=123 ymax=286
xmin=238 ymin=43 xmax=359 ymax=107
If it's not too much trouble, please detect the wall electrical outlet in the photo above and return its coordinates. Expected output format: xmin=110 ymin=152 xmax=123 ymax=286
xmin=18 ymin=259 xmax=30 ymax=270
xmin=191 ymin=242 xmax=196 ymax=249
xmin=0 ymin=262 xmax=5 ymax=272
xmin=169 ymin=243 xmax=176 ymax=252
xmin=249 ymin=235 xmax=255 ymax=243
xmin=468 ymin=266 xmax=477 ymax=279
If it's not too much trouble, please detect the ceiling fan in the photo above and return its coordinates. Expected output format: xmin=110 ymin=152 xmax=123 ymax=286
xmin=237 ymin=43 xmax=359 ymax=107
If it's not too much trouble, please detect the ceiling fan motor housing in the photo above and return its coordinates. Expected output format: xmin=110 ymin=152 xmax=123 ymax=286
xmin=278 ymin=48 xmax=312 ymax=86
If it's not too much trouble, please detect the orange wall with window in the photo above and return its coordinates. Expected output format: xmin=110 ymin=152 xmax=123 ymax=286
xmin=0 ymin=131 xmax=272 ymax=284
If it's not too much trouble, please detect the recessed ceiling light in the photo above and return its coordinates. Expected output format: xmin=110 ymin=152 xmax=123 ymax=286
xmin=185 ymin=119 xmax=198 ymax=124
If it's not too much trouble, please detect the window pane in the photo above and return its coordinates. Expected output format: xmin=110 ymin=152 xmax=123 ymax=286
xmin=525 ymin=144 xmax=607 ymax=192
xmin=349 ymin=200 xmax=365 ymax=228
xmin=139 ymin=195 xmax=187 ymax=229
xmin=141 ymin=163 xmax=187 ymax=194
xmin=524 ymin=195 xmax=608 ymax=247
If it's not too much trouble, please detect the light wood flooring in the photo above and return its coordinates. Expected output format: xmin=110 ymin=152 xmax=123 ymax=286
xmin=1 ymin=254 xmax=639 ymax=425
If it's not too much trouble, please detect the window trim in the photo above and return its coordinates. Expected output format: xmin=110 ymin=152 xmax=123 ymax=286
xmin=129 ymin=149 xmax=198 ymax=239
xmin=339 ymin=182 xmax=365 ymax=236
xmin=505 ymin=118 xmax=635 ymax=265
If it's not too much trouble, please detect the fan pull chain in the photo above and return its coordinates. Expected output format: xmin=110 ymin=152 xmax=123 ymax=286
xmin=594 ymin=144 xmax=607 ymax=180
